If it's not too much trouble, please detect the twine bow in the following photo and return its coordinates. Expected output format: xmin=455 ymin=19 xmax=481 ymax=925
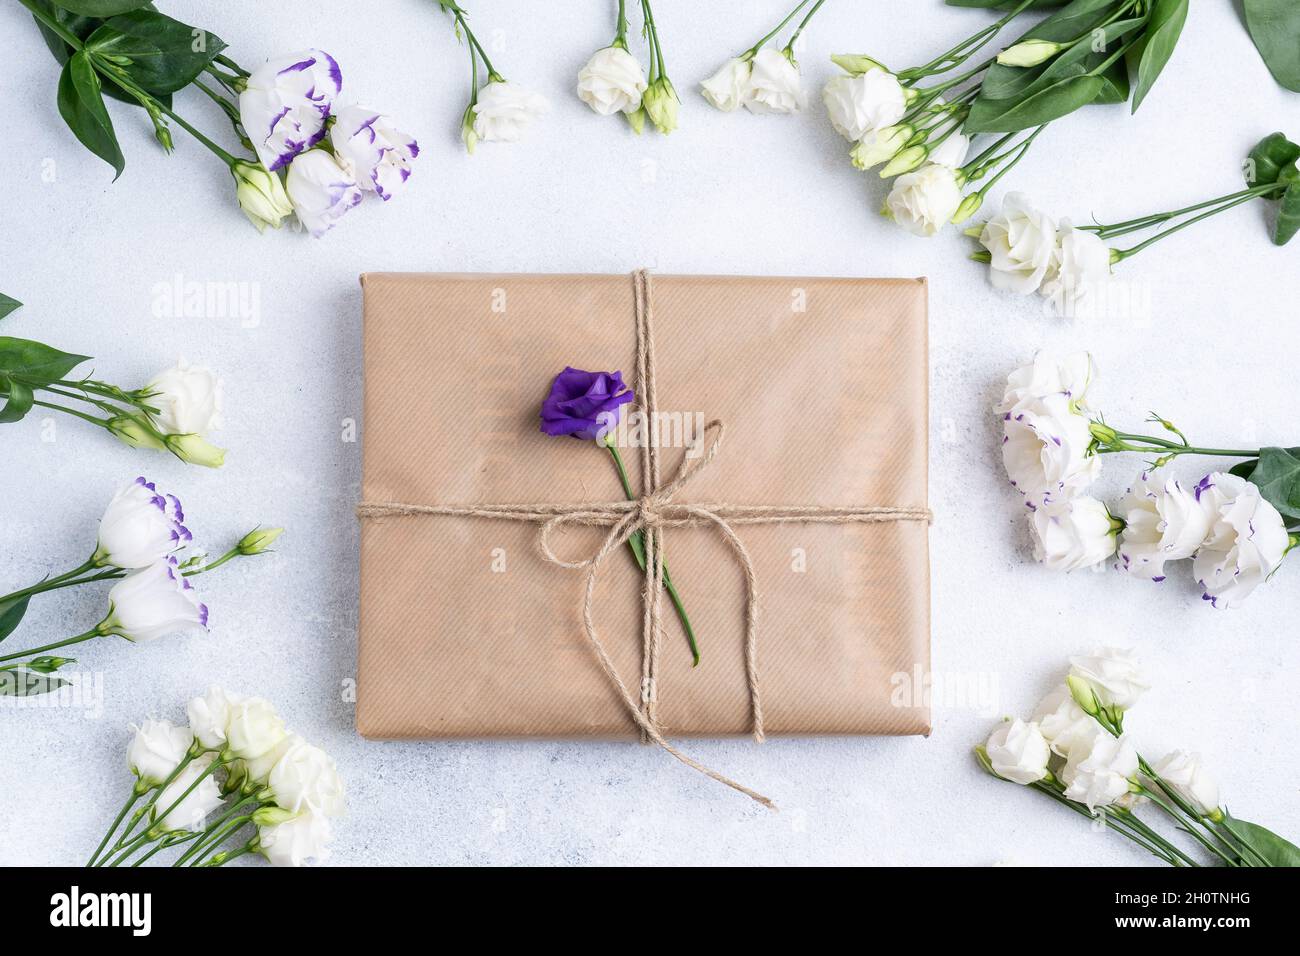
xmin=357 ymin=270 xmax=932 ymax=808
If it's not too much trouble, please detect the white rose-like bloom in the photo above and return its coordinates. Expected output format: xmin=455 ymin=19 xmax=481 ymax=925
xmin=1061 ymin=732 xmax=1139 ymax=811
xmin=822 ymin=69 xmax=907 ymax=141
xmin=1117 ymin=471 xmax=1218 ymax=582
xmin=928 ymin=131 xmax=970 ymax=169
xmin=239 ymin=50 xmax=342 ymax=172
xmin=577 ymin=46 xmax=647 ymax=115
xmin=700 ymin=57 xmax=752 ymax=112
xmin=1031 ymin=496 xmax=1117 ymax=572
xmin=1001 ymin=393 xmax=1100 ymax=507
xmin=743 ymin=48 xmax=806 ymax=114
xmin=1031 ymin=687 xmax=1099 ymax=758
xmin=996 ymin=350 xmax=1097 ymax=416
xmin=472 ymin=80 xmax=549 ymax=143
xmin=1041 ymin=220 xmax=1112 ymax=312
xmin=1151 ymin=750 xmax=1220 ymax=817
xmin=186 ymin=686 xmax=243 ymax=751
xmin=985 ymin=719 xmax=1050 ymax=784
xmin=885 ymin=164 xmax=963 ymax=237
xmin=127 ymin=719 xmax=193 ymax=785
xmin=145 ymin=358 xmax=223 ymax=438
xmin=224 ymin=696 xmax=289 ymax=764
xmin=980 ymin=193 xmax=1061 ymax=295
xmin=286 ymin=150 xmax=363 ymax=239
xmin=93 ymin=477 xmax=191 ymax=569
xmin=1193 ymin=473 xmax=1289 ymax=608
xmin=268 ymin=738 xmax=347 ymax=817
xmin=154 ymin=753 xmax=223 ymax=832
xmin=100 ymin=557 xmax=208 ymax=643
xmin=332 ymin=106 xmax=419 ymax=201
xmin=257 ymin=808 xmax=334 ymax=867
xmin=1068 ymin=647 xmax=1149 ymax=711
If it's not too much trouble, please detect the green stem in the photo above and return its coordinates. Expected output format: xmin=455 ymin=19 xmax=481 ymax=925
xmin=1113 ymin=191 xmax=1280 ymax=261
xmin=1100 ymin=430 xmax=1259 ymax=458
xmin=1029 ymin=781 xmax=1174 ymax=864
xmin=86 ymin=787 xmax=142 ymax=867
xmin=29 ymin=399 xmax=113 ymax=430
xmin=785 ymin=0 xmax=826 ymax=52
xmin=132 ymin=832 xmax=196 ymax=866
xmin=969 ymin=126 xmax=1045 ymax=194
xmin=900 ymin=0 xmax=1036 ymax=80
xmin=0 ymin=628 xmax=100 ymax=665
xmin=744 ymin=0 xmax=810 ymax=57
xmin=188 ymin=816 xmax=253 ymax=867
xmin=1136 ymin=785 xmax=1236 ymax=867
xmin=1084 ymin=184 xmax=1281 ymax=238
xmin=174 ymin=794 xmax=259 ymax=866
xmin=202 ymin=842 xmax=254 ymax=867
xmin=17 ymin=0 xmax=82 ymax=48
xmin=642 ymin=0 xmax=667 ymax=78
xmin=614 ymin=0 xmax=629 ymax=45
xmin=1 ymin=558 xmax=96 ymax=605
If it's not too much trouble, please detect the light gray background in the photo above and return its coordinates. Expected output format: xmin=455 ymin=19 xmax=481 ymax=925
xmin=1 ymin=1 xmax=1296 ymax=867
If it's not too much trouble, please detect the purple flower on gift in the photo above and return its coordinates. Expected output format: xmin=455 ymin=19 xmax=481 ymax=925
xmin=239 ymin=50 xmax=343 ymax=172
xmin=540 ymin=367 xmax=635 ymax=441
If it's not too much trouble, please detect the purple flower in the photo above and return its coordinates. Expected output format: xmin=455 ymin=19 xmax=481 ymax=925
xmin=540 ymin=367 xmax=635 ymax=441
xmin=239 ymin=50 xmax=343 ymax=172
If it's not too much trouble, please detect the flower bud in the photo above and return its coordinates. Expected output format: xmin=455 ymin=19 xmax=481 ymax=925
xmin=460 ymin=104 xmax=478 ymax=154
xmin=951 ymin=192 xmax=984 ymax=224
xmin=237 ymin=527 xmax=284 ymax=555
xmin=26 ymin=656 xmax=73 ymax=674
xmin=252 ymin=805 xmax=297 ymax=827
xmin=624 ymin=106 xmax=647 ymax=135
xmin=849 ymin=125 xmax=911 ymax=171
xmin=1066 ymin=674 xmax=1100 ymax=716
xmin=880 ymin=145 xmax=927 ymax=178
xmin=165 ymin=433 xmax=227 ymax=468
xmin=997 ymin=40 xmax=1064 ymax=68
xmin=642 ymin=77 xmax=680 ymax=134
xmin=108 ymin=416 xmax=166 ymax=451
xmin=829 ymin=53 xmax=888 ymax=76
xmin=1088 ymin=422 xmax=1119 ymax=447
xmin=230 ymin=161 xmax=292 ymax=232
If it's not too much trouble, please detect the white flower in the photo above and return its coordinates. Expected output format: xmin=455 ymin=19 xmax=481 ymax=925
xmin=1068 ymin=647 xmax=1149 ymax=711
xmin=743 ymin=48 xmax=806 ymax=114
xmin=643 ymin=77 xmax=679 ymax=134
xmin=577 ymin=46 xmax=647 ymax=115
xmin=980 ymin=193 xmax=1061 ymax=295
xmin=145 ymin=358 xmax=223 ymax=438
xmin=230 ymin=160 xmax=293 ymax=231
xmin=472 ymin=80 xmax=549 ymax=143
xmin=332 ymin=106 xmax=419 ymax=201
xmin=127 ymin=718 xmax=192 ymax=785
xmin=257 ymin=808 xmax=334 ymax=867
xmin=239 ymin=50 xmax=342 ymax=172
xmin=822 ymin=69 xmax=907 ymax=141
xmin=1117 ymin=471 xmax=1218 ymax=582
xmin=885 ymin=164 xmax=963 ymax=237
xmin=268 ymin=738 xmax=346 ymax=817
xmin=93 ymin=477 xmax=191 ymax=569
xmin=1192 ymin=473 xmax=1289 ymax=608
xmin=1001 ymin=393 xmax=1100 ymax=507
xmin=927 ymin=130 xmax=970 ymax=169
xmin=1041 ymin=220 xmax=1112 ymax=313
xmin=224 ymin=696 xmax=288 ymax=764
xmin=245 ymin=734 xmax=295 ymax=782
xmin=186 ymin=686 xmax=243 ymax=751
xmin=985 ymin=719 xmax=1050 ymax=784
xmin=996 ymin=350 xmax=1097 ymax=416
xmin=100 ymin=557 xmax=208 ymax=643
xmin=286 ymin=150 xmax=363 ymax=238
xmin=1061 ymin=732 xmax=1139 ymax=811
xmin=700 ymin=57 xmax=752 ymax=112
xmin=1031 ymin=496 xmax=1118 ymax=572
xmin=1151 ymin=750 xmax=1220 ymax=817
xmin=154 ymin=753 xmax=223 ymax=832
xmin=1030 ymin=687 xmax=1099 ymax=758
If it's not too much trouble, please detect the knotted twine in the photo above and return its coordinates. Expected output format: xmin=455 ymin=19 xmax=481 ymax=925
xmin=357 ymin=270 xmax=933 ymax=808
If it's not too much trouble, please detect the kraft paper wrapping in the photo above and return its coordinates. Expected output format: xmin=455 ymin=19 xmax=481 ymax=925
xmin=357 ymin=273 xmax=930 ymax=740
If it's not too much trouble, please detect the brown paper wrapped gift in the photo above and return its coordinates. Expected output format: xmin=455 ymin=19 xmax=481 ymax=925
xmin=357 ymin=272 xmax=931 ymax=755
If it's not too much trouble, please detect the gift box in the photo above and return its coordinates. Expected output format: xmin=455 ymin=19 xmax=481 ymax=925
xmin=356 ymin=272 xmax=930 ymax=746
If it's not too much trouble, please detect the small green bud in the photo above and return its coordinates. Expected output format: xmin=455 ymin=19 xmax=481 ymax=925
xmin=25 ymin=656 xmax=73 ymax=674
xmin=460 ymin=104 xmax=478 ymax=154
xmin=997 ymin=40 xmax=1064 ymax=68
xmin=165 ymin=433 xmax=227 ymax=468
xmin=1088 ymin=422 xmax=1119 ymax=447
xmin=849 ymin=125 xmax=911 ymax=171
xmin=1066 ymin=675 xmax=1100 ymax=717
xmin=252 ymin=805 xmax=296 ymax=827
xmin=624 ymin=106 xmax=646 ymax=135
xmin=108 ymin=416 xmax=166 ymax=451
xmin=829 ymin=53 xmax=888 ymax=76
xmin=643 ymin=77 xmax=680 ymax=134
xmin=237 ymin=527 xmax=284 ymax=555
xmin=880 ymin=145 xmax=927 ymax=178
xmin=951 ymin=193 xmax=984 ymax=224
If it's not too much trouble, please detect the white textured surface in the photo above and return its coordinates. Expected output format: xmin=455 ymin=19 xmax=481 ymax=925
xmin=1 ymin=0 xmax=1296 ymax=867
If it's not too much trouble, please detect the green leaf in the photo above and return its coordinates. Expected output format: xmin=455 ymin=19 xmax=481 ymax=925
xmin=1246 ymin=132 xmax=1300 ymax=188
xmin=1245 ymin=0 xmax=1300 ymax=92
xmin=946 ymin=0 xmax=1066 ymax=7
xmin=0 ymin=379 xmax=35 ymax=424
xmin=56 ymin=51 xmax=125 ymax=179
xmin=0 ymin=336 xmax=92 ymax=385
xmin=967 ymin=73 xmax=1105 ymax=133
xmin=1222 ymin=813 xmax=1300 ymax=867
xmin=86 ymin=10 xmax=227 ymax=95
xmin=1273 ymin=182 xmax=1300 ymax=245
xmin=0 ymin=670 xmax=70 ymax=698
xmin=1246 ymin=447 xmax=1300 ymax=520
xmin=1229 ymin=458 xmax=1259 ymax=481
xmin=0 ymin=595 xmax=31 ymax=642
xmin=1132 ymin=0 xmax=1189 ymax=113
xmin=32 ymin=1 xmax=174 ymax=109
xmin=0 ymin=295 xmax=21 ymax=321
xmin=1095 ymin=56 xmax=1131 ymax=104
xmin=49 ymin=0 xmax=152 ymax=15
xmin=1016 ymin=0 xmax=1118 ymax=43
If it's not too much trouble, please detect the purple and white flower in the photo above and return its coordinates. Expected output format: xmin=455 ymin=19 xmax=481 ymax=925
xmin=1191 ymin=473 xmax=1289 ymax=608
xmin=285 ymin=150 xmax=363 ymax=238
xmin=996 ymin=350 xmax=1097 ymax=416
xmin=332 ymin=106 xmax=419 ymax=201
xmin=1117 ymin=470 xmax=1218 ymax=581
xmin=1031 ymin=496 xmax=1117 ymax=572
xmin=1001 ymin=393 xmax=1100 ymax=508
xmin=94 ymin=477 xmax=192 ymax=569
xmin=99 ymin=557 xmax=208 ymax=643
xmin=239 ymin=50 xmax=343 ymax=172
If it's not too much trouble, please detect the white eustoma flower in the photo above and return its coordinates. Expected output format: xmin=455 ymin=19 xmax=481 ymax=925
xmin=1151 ymin=750 xmax=1220 ymax=817
xmin=127 ymin=719 xmax=192 ymax=785
xmin=472 ymin=80 xmax=549 ymax=143
xmin=257 ymin=808 xmax=334 ymax=867
xmin=1031 ymin=496 xmax=1118 ymax=572
xmin=577 ymin=46 xmax=647 ymax=115
xmin=332 ymin=106 xmax=419 ymax=201
xmin=286 ymin=150 xmax=363 ymax=238
xmin=985 ymin=719 xmax=1051 ymax=784
xmin=1041 ymin=220 xmax=1112 ymax=313
xmin=93 ymin=477 xmax=191 ymax=569
xmin=1068 ymin=647 xmax=1149 ymax=711
xmin=224 ymin=696 xmax=289 ymax=764
xmin=1117 ymin=471 xmax=1218 ymax=582
xmin=980 ymin=193 xmax=1061 ymax=295
xmin=1061 ymin=732 xmax=1139 ymax=811
xmin=928 ymin=130 xmax=970 ymax=169
xmin=885 ymin=164 xmax=963 ymax=237
xmin=230 ymin=160 xmax=293 ymax=231
xmin=822 ymin=68 xmax=907 ymax=141
xmin=154 ymin=753 xmax=223 ymax=832
xmin=1001 ymin=393 xmax=1100 ymax=507
xmin=996 ymin=350 xmax=1097 ymax=416
xmin=1192 ymin=473 xmax=1289 ymax=608
xmin=146 ymin=358 xmax=223 ymax=438
xmin=99 ymin=557 xmax=208 ymax=643
xmin=700 ymin=57 xmax=752 ymax=112
xmin=1030 ymin=687 xmax=1099 ymax=758
xmin=239 ymin=50 xmax=342 ymax=172
xmin=186 ymin=686 xmax=243 ymax=751
xmin=268 ymin=738 xmax=346 ymax=817
xmin=743 ymin=48 xmax=805 ymax=114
